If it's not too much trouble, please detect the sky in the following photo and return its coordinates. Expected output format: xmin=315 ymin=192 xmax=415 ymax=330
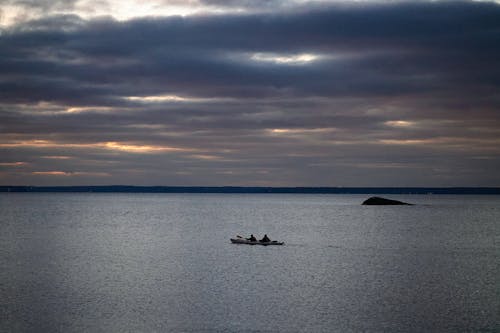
xmin=1 ymin=0 xmax=500 ymax=187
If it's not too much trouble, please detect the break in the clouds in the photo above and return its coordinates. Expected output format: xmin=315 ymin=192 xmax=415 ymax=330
xmin=1 ymin=0 xmax=500 ymax=186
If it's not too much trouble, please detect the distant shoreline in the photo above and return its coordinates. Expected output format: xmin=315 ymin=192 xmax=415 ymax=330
xmin=1 ymin=186 xmax=499 ymax=194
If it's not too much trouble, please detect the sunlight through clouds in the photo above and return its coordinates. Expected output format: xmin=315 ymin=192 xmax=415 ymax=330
xmin=41 ymin=156 xmax=73 ymax=160
xmin=3 ymin=0 xmax=500 ymax=29
xmin=31 ymin=171 xmax=110 ymax=176
xmin=269 ymin=128 xmax=334 ymax=134
xmin=250 ymin=53 xmax=321 ymax=65
xmin=0 ymin=140 xmax=192 ymax=154
xmin=124 ymin=95 xmax=225 ymax=103
xmin=0 ymin=0 xmax=241 ymax=28
xmin=103 ymin=142 xmax=187 ymax=153
xmin=105 ymin=0 xmax=198 ymax=20
xmin=0 ymin=162 xmax=27 ymax=166
xmin=65 ymin=106 xmax=116 ymax=113
xmin=385 ymin=120 xmax=415 ymax=127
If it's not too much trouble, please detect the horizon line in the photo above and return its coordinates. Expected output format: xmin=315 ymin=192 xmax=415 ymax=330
xmin=1 ymin=185 xmax=500 ymax=194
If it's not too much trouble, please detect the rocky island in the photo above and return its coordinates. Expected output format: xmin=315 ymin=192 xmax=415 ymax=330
xmin=362 ymin=196 xmax=413 ymax=205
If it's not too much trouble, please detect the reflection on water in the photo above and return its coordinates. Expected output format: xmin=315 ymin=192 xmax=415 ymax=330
xmin=1 ymin=193 xmax=498 ymax=332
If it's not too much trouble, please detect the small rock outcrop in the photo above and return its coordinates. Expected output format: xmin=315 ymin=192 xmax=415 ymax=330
xmin=362 ymin=196 xmax=413 ymax=205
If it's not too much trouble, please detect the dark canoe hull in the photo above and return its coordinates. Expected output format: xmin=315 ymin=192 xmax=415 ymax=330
xmin=230 ymin=238 xmax=284 ymax=246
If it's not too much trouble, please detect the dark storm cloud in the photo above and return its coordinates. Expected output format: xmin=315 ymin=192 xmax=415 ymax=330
xmin=1 ymin=1 xmax=499 ymax=104
xmin=1 ymin=1 xmax=500 ymax=186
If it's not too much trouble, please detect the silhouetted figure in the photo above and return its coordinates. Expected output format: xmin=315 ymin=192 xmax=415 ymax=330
xmin=247 ymin=234 xmax=257 ymax=241
xmin=260 ymin=234 xmax=270 ymax=242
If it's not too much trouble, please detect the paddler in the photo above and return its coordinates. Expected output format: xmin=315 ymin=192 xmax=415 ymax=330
xmin=246 ymin=234 xmax=257 ymax=241
xmin=260 ymin=234 xmax=270 ymax=242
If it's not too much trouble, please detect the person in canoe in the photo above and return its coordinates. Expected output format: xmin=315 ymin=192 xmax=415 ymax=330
xmin=260 ymin=234 xmax=270 ymax=242
xmin=246 ymin=234 xmax=257 ymax=241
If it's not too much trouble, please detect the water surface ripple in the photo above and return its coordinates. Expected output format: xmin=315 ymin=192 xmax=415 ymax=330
xmin=1 ymin=194 xmax=498 ymax=332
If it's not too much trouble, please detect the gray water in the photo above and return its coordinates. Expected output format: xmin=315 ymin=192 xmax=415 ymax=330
xmin=0 ymin=193 xmax=498 ymax=332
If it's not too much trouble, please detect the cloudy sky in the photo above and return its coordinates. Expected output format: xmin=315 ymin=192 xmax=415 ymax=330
xmin=1 ymin=0 xmax=500 ymax=186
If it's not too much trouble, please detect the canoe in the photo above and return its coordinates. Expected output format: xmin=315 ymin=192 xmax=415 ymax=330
xmin=230 ymin=238 xmax=284 ymax=246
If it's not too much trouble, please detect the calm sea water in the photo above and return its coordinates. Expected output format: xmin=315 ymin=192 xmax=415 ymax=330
xmin=0 ymin=193 xmax=498 ymax=332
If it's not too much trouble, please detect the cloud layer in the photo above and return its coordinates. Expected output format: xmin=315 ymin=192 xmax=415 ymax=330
xmin=1 ymin=0 xmax=500 ymax=186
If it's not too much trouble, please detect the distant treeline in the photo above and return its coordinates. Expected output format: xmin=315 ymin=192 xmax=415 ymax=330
xmin=1 ymin=186 xmax=500 ymax=194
